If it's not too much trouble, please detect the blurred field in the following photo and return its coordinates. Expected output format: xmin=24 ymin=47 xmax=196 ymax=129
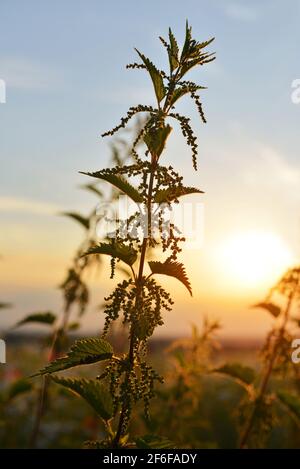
xmin=1 ymin=332 xmax=299 ymax=449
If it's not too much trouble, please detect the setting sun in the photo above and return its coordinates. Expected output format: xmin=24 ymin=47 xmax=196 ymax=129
xmin=217 ymin=231 xmax=293 ymax=290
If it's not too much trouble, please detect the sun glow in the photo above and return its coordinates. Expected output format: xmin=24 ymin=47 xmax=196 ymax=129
xmin=217 ymin=231 xmax=293 ymax=290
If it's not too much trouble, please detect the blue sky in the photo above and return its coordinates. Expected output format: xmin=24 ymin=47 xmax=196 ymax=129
xmin=1 ymin=0 xmax=300 ymax=337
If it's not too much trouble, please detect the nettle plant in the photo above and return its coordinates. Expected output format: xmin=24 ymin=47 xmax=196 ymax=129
xmin=34 ymin=23 xmax=215 ymax=448
xmin=209 ymin=266 xmax=300 ymax=448
xmin=239 ymin=266 xmax=300 ymax=448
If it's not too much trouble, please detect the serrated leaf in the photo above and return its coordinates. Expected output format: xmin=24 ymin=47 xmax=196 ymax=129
xmin=277 ymin=390 xmax=300 ymax=422
xmin=7 ymin=379 xmax=33 ymax=401
xmin=214 ymin=363 xmax=256 ymax=386
xmin=135 ymin=434 xmax=175 ymax=449
xmin=15 ymin=311 xmax=56 ymax=328
xmin=180 ymin=20 xmax=192 ymax=61
xmin=253 ymin=302 xmax=281 ymax=318
xmin=80 ymin=171 xmax=142 ymax=203
xmin=180 ymin=56 xmax=214 ymax=77
xmin=144 ymin=125 xmax=172 ymax=157
xmin=32 ymin=338 xmax=113 ymax=376
xmin=51 ymin=376 xmax=113 ymax=420
xmin=61 ymin=212 xmax=90 ymax=230
xmin=148 ymin=260 xmax=192 ymax=296
xmin=83 ymin=242 xmax=137 ymax=266
xmin=196 ymin=37 xmax=215 ymax=51
xmin=135 ymin=49 xmax=165 ymax=103
xmin=169 ymin=84 xmax=206 ymax=107
xmin=154 ymin=185 xmax=203 ymax=204
xmin=168 ymin=28 xmax=179 ymax=72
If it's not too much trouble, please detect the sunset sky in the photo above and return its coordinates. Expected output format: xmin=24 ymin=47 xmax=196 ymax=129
xmin=1 ymin=0 xmax=300 ymax=339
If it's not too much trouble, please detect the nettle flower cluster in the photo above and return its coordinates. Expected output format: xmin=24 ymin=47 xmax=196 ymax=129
xmin=34 ymin=23 xmax=215 ymax=449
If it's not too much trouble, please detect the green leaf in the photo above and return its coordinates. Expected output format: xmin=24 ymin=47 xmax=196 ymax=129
xmin=214 ymin=363 xmax=256 ymax=386
xmin=154 ymin=185 xmax=203 ymax=204
xmin=135 ymin=434 xmax=175 ymax=449
xmin=32 ymin=338 xmax=113 ymax=376
xmin=83 ymin=242 xmax=137 ymax=267
xmin=7 ymin=379 xmax=33 ymax=401
xmin=135 ymin=49 xmax=165 ymax=103
xmin=61 ymin=212 xmax=90 ymax=230
xmin=195 ymin=37 xmax=215 ymax=52
xmin=168 ymin=28 xmax=179 ymax=72
xmin=277 ymin=390 xmax=300 ymax=422
xmin=179 ymin=21 xmax=215 ymax=78
xmin=180 ymin=20 xmax=192 ymax=60
xmin=15 ymin=311 xmax=56 ymax=328
xmin=253 ymin=302 xmax=281 ymax=318
xmin=51 ymin=376 xmax=113 ymax=421
xmin=144 ymin=125 xmax=172 ymax=157
xmin=180 ymin=56 xmax=214 ymax=77
xmin=169 ymin=84 xmax=206 ymax=107
xmin=80 ymin=171 xmax=142 ymax=203
xmin=148 ymin=260 xmax=192 ymax=296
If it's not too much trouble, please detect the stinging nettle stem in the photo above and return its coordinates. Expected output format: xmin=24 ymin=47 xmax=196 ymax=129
xmin=113 ymin=159 xmax=157 ymax=447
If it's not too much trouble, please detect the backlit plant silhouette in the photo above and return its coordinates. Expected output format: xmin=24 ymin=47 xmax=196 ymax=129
xmin=239 ymin=266 xmax=300 ymax=448
xmin=33 ymin=23 xmax=215 ymax=448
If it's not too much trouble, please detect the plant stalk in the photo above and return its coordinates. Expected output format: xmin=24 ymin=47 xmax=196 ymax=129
xmin=112 ymin=161 xmax=156 ymax=448
xmin=29 ymin=306 xmax=72 ymax=447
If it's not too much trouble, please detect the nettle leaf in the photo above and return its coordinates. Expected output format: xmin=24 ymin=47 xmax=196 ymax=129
xmin=80 ymin=171 xmax=142 ymax=203
xmin=135 ymin=49 xmax=166 ymax=103
xmin=32 ymin=338 xmax=113 ymax=376
xmin=15 ymin=311 xmax=56 ymax=328
xmin=135 ymin=434 xmax=175 ymax=449
xmin=180 ymin=58 xmax=204 ymax=77
xmin=7 ymin=379 xmax=33 ymax=401
xmin=51 ymin=376 xmax=113 ymax=421
xmin=144 ymin=125 xmax=172 ymax=157
xmin=179 ymin=22 xmax=215 ymax=77
xmin=214 ymin=363 xmax=256 ymax=386
xmin=61 ymin=212 xmax=90 ymax=230
xmin=277 ymin=390 xmax=300 ymax=422
xmin=180 ymin=21 xmax=193 ymax=61
xmin=169 ymin=84 xmax=206 ymax=107
xmin=154 ymin=185 xmax=203 ymax=204
xmin=196 ymin=37 xmax=215 ymax=51
xmin=148 ymin=260 xmax=192 ymax=296
xmin=83 ymin=242 xmax=137 ymax=267
xmin=253 ymin=302 xmax=281 ymax=318
xmin=168 ymin=28 xmax=179 ymax=71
